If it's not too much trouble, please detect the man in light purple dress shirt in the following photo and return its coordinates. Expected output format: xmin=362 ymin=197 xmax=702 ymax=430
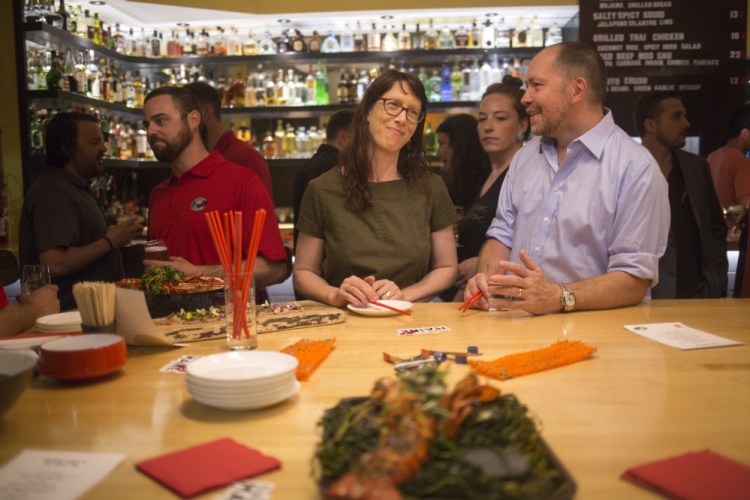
xmin=465 ymin=42 xmax=669 ymax=314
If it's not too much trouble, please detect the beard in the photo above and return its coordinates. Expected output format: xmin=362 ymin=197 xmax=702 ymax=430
xmin=149 ymin=121 xmax=193 ymax=163
xmin=73 ymin=154 xmax=104 ymax=180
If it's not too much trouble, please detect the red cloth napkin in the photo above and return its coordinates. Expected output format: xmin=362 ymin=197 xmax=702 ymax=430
xmin=136 ymin=438 xmax=281 ymax=498
xmin=622 ymin=449 xmax=750 ymax=500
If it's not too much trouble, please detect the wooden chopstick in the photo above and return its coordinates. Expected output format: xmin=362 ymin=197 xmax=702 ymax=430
xmin=371 ymin=301 xmax=412 ymax=316
xmin=458 ymin=291 xmax=483 ymax=312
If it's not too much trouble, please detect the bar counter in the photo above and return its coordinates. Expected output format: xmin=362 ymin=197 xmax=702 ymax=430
xmin=2 ymin=299 xmax=749 ymax=499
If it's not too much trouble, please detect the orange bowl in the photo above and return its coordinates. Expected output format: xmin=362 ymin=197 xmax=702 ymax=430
xmin=39 ymin=334 xmax=127 ymax=381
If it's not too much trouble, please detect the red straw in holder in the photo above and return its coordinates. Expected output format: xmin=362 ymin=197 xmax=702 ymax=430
xmin=205 ymin=209 xmax=266 ymax=340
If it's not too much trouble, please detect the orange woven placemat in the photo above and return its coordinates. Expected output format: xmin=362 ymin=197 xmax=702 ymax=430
xmin=280 ymin=337 xmax=336 ymax=381
xmin=468 ymin=339 xmax=597 ymax=381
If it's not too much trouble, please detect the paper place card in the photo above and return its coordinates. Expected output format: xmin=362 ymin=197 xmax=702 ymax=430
xmin=624 ymin=322 xmax=743 ymax=350
xmin=397 ymin=325 xmax=451 ymax=337
xmin=0 ymin=450 xmax=123 ymax=500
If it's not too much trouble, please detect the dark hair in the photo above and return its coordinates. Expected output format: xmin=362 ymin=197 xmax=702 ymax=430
xmin=339 ymin=69 xmax=430 ymax=211
xmin=44 ymin=112 xmax=99 ymax=169
xmin=728 ymin=104 xmax=750 ymax=137
xmin=437 ymin=114 xmax=490 ymax=210
xmin=326 ymin=109 xmax=355 ymax=140
xmin=482 ymin=74 xmax=531 ymax=140
xmin=183 ymin=81 xmax=222 ymax=119
xmin=553 ymin=41 xmax=608 ymax=105
xmin=143 ymin=85 xmax=201 ymax=119
xmin=633 ymin=91 xmax=682 ymax=137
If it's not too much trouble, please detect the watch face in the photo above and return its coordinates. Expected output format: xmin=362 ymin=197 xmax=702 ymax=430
xmin=564 ymin=294 xmax=575 ymax=307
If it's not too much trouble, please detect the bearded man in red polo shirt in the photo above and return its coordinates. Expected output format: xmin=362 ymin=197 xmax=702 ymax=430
xmin=142 ymin=86 xmax=288 ymax=288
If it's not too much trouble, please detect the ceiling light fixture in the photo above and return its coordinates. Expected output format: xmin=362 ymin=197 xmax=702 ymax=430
xmin=176 ymin=22 xmax=190 ymax=27
xmin=484 ymin=12 xmax=499 ymax=17
xmin=381 ymin=15 xmax=394 ymax=20
xmin=277 ymin=19 xmax=291 ymax=24
xmin=89 ymin=1 xmax=106 ymax=5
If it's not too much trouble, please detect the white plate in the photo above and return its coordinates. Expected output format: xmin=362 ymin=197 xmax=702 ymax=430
xmin=186 ymin=351 xmax=298 ymax=382
xmin=186 ymin=372 xmax=296 ymax=393
xmin=35 ymin=311 xmax=82 ymax=332
xmin=0 ymin=334 xmax=75 ymax=351
xmin=347 ymin=300 xmax=413 ymax=317
xmin=191 ymin=381 xmax=300 ymax=410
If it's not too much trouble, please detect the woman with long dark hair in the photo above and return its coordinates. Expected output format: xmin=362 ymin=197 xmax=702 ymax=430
xmin=293 ymin=69 xmax=457 ymax=307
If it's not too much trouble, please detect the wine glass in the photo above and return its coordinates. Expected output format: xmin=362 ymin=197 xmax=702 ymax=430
xmin=21 ymin=264 xmax=51 ymax=294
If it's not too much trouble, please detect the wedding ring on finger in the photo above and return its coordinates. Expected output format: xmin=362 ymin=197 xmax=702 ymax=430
xmin=383 ymin=290 xmax=393 ymax=299
xmin=517 ymin=288 xmax=524 ymax=299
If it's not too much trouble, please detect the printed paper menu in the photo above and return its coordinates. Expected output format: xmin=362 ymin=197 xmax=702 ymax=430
xmin=624 ymin=322 xmax=744 ymax=350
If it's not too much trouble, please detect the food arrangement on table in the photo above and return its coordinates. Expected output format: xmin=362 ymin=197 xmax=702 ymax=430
xmin=316 ymin=366 xmax=576 ymax=499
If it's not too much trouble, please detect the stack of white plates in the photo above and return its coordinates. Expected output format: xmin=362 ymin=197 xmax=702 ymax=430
xmin=36 ymin=311 xmax=82 ymax=333
xmin=185 ymin=351 xmax=299 ymax=410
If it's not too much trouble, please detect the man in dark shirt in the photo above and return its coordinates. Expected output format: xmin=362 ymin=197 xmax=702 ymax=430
xmin=19 ymin=112 xmax=143 ymax=310
xmin=634 ymin=92 xmax=727 ymax=298
xmin=292 ymin=109 xmax=354 ymax=249
xmin=183 ymin=81 xmax=274 ymax=201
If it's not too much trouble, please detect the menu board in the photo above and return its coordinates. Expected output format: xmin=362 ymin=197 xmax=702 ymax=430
xmin=580 ymin=1 xmax=746 ymax=155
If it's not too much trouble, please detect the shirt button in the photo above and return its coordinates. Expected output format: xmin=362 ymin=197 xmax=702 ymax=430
xmin=543 ymin=216 xmax=550 ymax=222
xmin=553 ymin=186 xmax=559 ymax=192
xmin=535 ymin=246 xmax=541 ymax=253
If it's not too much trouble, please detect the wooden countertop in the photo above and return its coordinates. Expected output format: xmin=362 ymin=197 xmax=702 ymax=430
xmin=2 ymin=299 xmax=749 ymax=499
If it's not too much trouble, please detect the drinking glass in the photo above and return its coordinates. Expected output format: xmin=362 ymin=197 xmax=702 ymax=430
xmin=21 ymin=264 xmax=51 ymax=294
xmin=144 ymin=239 xmax=169 ymax=261
xmin=224 ymin=273 xmax=257 ymax=350
xmin=487 ymin=264 xmax=514 ymax=312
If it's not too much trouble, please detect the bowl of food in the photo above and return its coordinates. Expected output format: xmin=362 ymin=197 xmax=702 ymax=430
xmin=0 ymin=350 xmax=38 ymax=418
xmin=116 ymin=266 xmax=224 ymax=319
xmin=38 ymin=334 xmax=127 ymax=382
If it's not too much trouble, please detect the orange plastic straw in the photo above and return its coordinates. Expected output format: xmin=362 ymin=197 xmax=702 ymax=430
xmin=371 ymin=301 xmax=412 ymax=316
xmin=458 ymin=290 xmax=483 ymax=312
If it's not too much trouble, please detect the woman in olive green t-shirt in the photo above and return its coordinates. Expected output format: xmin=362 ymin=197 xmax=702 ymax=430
xmin=294 ymin=69 xmax=458 ymax=308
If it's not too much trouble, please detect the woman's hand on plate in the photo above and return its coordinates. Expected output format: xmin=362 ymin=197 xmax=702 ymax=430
xmin=336 ymin=275 xmax=380 ymax=308
xmin=369 ymin=278 xmax=404 ymax=301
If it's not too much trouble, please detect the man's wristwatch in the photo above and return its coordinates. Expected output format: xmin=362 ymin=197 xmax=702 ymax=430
xmin=560 ymin=285 xmax=576 ymax=312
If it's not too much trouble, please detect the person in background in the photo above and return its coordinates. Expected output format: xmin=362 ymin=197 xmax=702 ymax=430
xmin=441 ymin=76 xmax=530 ymax=301
xmin=142 ymin=86 xmax=288 ymax=289
xmin=0 ymin=285 xmax=59 ymax=336
xmin=183 ymin=81 xmax=274 ymax=200
xmin=634 ymin=92 xmax=727 ymax=298
xmin=19 ymin=112 xmax=143 ymax=310
xmin=292 ymin=108 xmax=354 ymax=250
xmin=294 ymin=69 xmax=457 ymax=308
xmin=465 ymin=41 xmax=670 ymax=314
xmin=707 ymin=104 xmax=750 ymax=297
xmin=437 ymin=113 xmax=490 ymax=214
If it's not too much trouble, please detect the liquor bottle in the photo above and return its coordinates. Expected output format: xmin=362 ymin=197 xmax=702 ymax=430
xmin=45 ymin=50 xmax=64 ymax=90
xmin=424 ymin=19 xmax=438 ymax=50
xmin=340 ymin=24 xmax=354 ymax=52
xmin=136 ymin=28 xmax=149 ymax=57
xmin=348 ymin=69 xmax=358 ymax=103
xmin=482 ymin=20 xmax=495 ymax=49
xmin=258 ymin=31 xmax=276 ymax=55
xmin=68 ymin=4 xmax=78 ymax=34
xmin=166 ymin=30 xmax=180 ymax=56
xmin=133 ymin=70 xmax=144 ymax=107
xmin=291 ymin=29 xmax=306 ymax=53
xmin=93 ymin=13 xmax=102 ymax=45
xmin=284 ymin=123 xmax=296 ymax=157
xmin=321 ymin=31 xmax=340 ymax=53
xmin=112 ymin=24 xmax=125 ymax=53
xmin=57 ymin=0 xmax=69 ymax=31
xmin=428 ymin=69 xmax=441 ymax=103
xmin=244 ymin=73 xmax=257 ymax=107
xmin=254 ymin=66 xmax=266 ymax=105
xmin=440 ymin=60 xmax=452 ymax=102
xmin=454 ymin=25 xmax=469 ymax=48
xmin=398 ymin=24 xmax=411 ymax=50
xmin=450 ymin=60 xmax=462 ymax=100
xmin=438 ymin=26 xmax=454 ymax=49
xmin=305 ymin=65 xmax=316 ymax=104
xmin=470 ymin=58 xmax=481 ymax=100
xmin=423 ymin=122 xmax=437 ymax=155
xmin=382 ymin=26 xmax=397 ymax=52
xmin=214 ymin=28 xmax=227 ymax=56
xmin=63 ymin=49 xmax=78 ymax=93
xmin=150 ymin=30 xmax=161 ymax=58
xmin=460 ymin=59 xmax=472 ymax=101
xmin=545 ymin=23 xmax=562 ymax=46
xmin=528 ymin=16 xmax=543 ymax=48
xmin=277 ymin=29 xmax=290 ymax=54
xmin=411 ymin=23 xmax=423 ymax=50
xmin=295 ymin=126 xmax=307 ymax=157
xmin=227 ymin=28 xmax=241 ymax=56
xmin=103 ymin=25 xmax=112 ymax=50
xmin=315 ymin=61 xmax=329 ymax=105
xmin=308 ymin=31 xmax=321 ymax=53
xmin=490 ymin=54 xmax=503 ymax=83
xmin=247 ymin=31 xmax=258 ymax=56
xmin=367 ymin=23 xmax=381 ymax=51
xmin=273 ymin=120 xmax=285 ymax=157
xmin=492 ymin=18 xmax=510 ymax=49
xmin=265 ymin=72 xmax=277 ymax=106
xmin=418 ymin=66 xmax=429 ymax=97
xmin=45 ymin=0 xmax=63 ymax=29
xmin=196 ymin=29 xmax=209 ymax=56
xmin=293 ymin=71 xmax=306 ymax=105
xmin=336 ymin=68 xmax=348 ymax=104
xmin=78 ymin=9 xmax=90 ymax=39
xmin=478 ymin=56 xmax=491 ymax=94
xmin=262 ymin=129 xmax=277 ymax=158
xmin=86 ymin=10 xmax=95 ymax=41
xmin=469 ymin=21 xmax=481 ymax=48
xmin=512 ymin=17 xmax=528 ymax=48
xmin=277 ymin=68 xmax=290 ymax=105
xmin=356 ymin=69 xmax=369 ymax=102
xmin=353 ymin=22 xmax=365 ymax=52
